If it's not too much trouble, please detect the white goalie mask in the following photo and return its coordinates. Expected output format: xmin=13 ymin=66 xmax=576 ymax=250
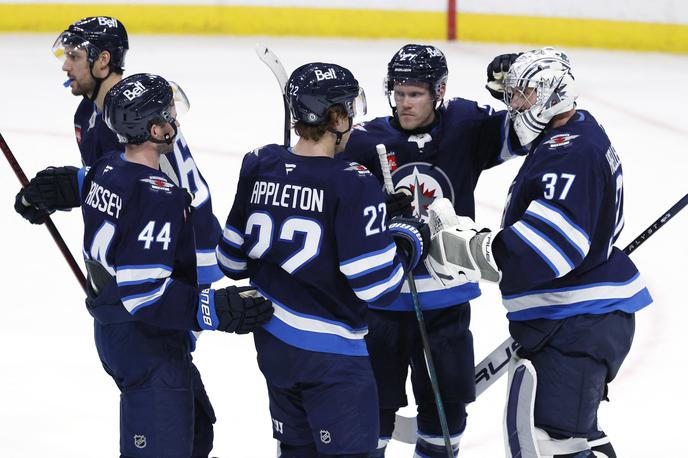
xmin=504 ymin=47 xmax=578 ymax=145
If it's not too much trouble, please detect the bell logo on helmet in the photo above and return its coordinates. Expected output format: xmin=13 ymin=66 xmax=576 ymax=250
xmin=123 ymin=81 xmax=147 ymax=101
xmin=97 ymin=17 xmax=117 ymax=28
xmin=314 ymin=68 xmax=336 ymax=81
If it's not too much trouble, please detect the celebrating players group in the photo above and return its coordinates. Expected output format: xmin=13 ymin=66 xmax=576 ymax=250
xmin=15 ymin=16 xmax=651 ymax=458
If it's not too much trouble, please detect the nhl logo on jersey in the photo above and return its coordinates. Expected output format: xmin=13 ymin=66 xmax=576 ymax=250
xmin=319 ymin=429 xmax=332 ymax=444
xmin=141 ymin=176 xmax=174 ymax=193
xmin=133 ymin=434 xmax=147 ymax=449
xmin=393 ymin=162 xmax=455 ymax=221
xmin=543 ymin=133 xmax=579 ymax=149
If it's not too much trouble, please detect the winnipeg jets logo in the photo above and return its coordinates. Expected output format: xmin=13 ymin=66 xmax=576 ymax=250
xmin=140 ymin=176 xmax=174 ymax=193
xmin=543 ymin=133 xmax=579 ymax=149
xmin=393 ymin=162 xmax=454 ymax=221
xmin=285 ymin=163 xmax=296 ymax=174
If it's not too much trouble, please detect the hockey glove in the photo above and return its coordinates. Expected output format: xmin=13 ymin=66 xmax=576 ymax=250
xmin=15 ymin=166 xmax=80 ymax=224
xmin=385 ymin=187 xmax=414 ymax=219
xmin=486 ymin=53 xmax=521 ymax=100
xmin=424 ymin=198 xmax=501 ymax=286
xmin=388 ymin=217 xmax=430 ymax=270
xmin=14 ymin=191 xmax=54 ymax=224
xmin=198 ymin=286 xmax=273 ymax=334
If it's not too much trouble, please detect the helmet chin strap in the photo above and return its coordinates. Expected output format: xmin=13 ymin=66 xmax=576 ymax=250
xmin=87 ymin=62 xmax=112 ymax=103
xmin=327 ymin=117 xmax=352 ymax=146
xmin=149 ymin=122 xmax=178 ymax=145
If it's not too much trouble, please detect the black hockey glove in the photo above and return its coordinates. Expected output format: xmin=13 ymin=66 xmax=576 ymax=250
xmin=388 ymin=217 xmax=430 ymax=270
xmin=385 ymin=187 xmax=414 ymax=219
xmin=197 ymin=286 xmax=274 ymax=334
xmin=15 ymin=166 xmax=80 ymax=224
xmin=485 ymin=53 xmax=521 ymax=100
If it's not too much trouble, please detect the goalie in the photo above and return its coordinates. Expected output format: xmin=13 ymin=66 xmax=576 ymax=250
xmin=425 ymin=47 xmax=652 ymax=458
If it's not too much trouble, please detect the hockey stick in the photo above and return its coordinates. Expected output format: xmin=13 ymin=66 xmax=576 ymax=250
xmin=378 ymin=144 xmax=454 ymax=456
xmin=1 ymin=132 xmax=87 ymax=293
xmin=255 ymin=44 xmax=290 ymax=147
xmin=392 ymin=191 xmax=688 ymax=444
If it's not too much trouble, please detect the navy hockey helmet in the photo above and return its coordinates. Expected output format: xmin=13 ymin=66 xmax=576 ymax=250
xmin=52 ymin=16 xmax=129 ymax=73
xmin=385 ymin=44 xmax=448 ymax=100
xmin=104 ymin=73 xmax=181 ymax=145
xmin=286 ymin=62 xmax=366 ymax=126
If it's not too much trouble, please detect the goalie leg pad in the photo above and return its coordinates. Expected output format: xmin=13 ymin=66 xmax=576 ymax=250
xmin=504 ymin=359 xmax=590 ymax=458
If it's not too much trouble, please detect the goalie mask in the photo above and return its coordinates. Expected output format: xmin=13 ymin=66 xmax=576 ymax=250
xmin=504 ymin=47 xmax=578 ymax=145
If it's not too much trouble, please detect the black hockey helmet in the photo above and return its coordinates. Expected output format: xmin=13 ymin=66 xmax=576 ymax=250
xmin=52 ymin=16 xmax=129 ymax=73
xmin=385 ymin=44 xmax=448 ymax=100
xmin=104 ymin=73 xmax=180 ymax=145
xmin=286 ymin=62 xmax=366 ymax=126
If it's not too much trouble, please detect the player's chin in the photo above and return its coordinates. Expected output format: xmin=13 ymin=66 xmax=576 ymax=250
xmin=398 ymin=115 xmax=419 ymax=130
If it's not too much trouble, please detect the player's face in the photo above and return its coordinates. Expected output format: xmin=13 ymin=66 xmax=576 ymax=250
xmin=508 ymin=86 xmax=537 ymax=114
xmin=61 ymin=46 xmax=96 ymax=97
xmin=393 ymin=83 xmax=436 ymax=130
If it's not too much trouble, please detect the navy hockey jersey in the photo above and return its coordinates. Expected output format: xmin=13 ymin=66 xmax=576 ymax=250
xmin=217 ymin=144 xmax=406 ymax=356
xmin=493 ymin=110 xmax=653 ymax=321
xmin=73 ymin=97 xmax=121 ymax=167
xmin=73 ymin=97 xmax=222 ymax=285
xmin=341 ymin=98 xmax=525 ymax=311
xmin=78 ymin=154 xmax=201 ymax=330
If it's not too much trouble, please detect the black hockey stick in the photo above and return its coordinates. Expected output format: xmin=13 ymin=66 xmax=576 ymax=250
xmin=393 ymin=191 xmax=688 ymax=444
xmin=255 ymin=44 xmax=291 ymax=147
xmin=377 ymin=144 xmax=454 ymax=456
xmin=1 ymin=132 xmax=87 ymax=293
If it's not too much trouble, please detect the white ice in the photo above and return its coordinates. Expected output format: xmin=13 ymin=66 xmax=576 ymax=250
xmin=0 ymin=34 xmax=686 ymax=457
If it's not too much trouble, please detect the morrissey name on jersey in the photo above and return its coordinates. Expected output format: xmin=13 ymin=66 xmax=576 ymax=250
xmin=249 ymin=180 xmax=324 ymax=213
xmin=84 ymin=180 xmax=123 ymax=218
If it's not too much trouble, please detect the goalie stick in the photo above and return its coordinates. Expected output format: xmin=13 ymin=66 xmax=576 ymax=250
xmin=255 ymin=44 xmax=290 ymax=147
xmin=1 ymin=132 xmax=87 ymax=293
xmin=393 ymin=191 xmax=688 ymax=444
xmin=378 ymin=144 xmax=454 ymax=456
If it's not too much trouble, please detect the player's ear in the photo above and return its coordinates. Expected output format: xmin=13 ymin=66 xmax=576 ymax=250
xmin=437 ymin=83 xmax=446 ymax=100
xmin=93 ymin=50 xmax=112 ymax=76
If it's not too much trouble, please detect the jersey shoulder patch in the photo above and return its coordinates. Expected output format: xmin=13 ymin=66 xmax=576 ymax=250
xmin=543 ymin=133 xmax=581 ymax=149
xmin=140 ymin=175 xmax=176 ymax=194
xmin=343 ymin=161 xmax=373 ymax=177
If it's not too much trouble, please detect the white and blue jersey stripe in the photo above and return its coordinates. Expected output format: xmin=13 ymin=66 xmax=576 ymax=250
xmin=218 ymin=145 xmax=406 ymax=356
xmin=494 ymin=110 xmax=652 ymax=321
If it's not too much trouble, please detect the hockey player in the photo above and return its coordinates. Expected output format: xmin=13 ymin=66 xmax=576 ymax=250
xmin=339 ymin=44 xmax=525 ymax=456
xmin=216 ymin=62 xmax=428 ymax=457
xmin=15 ymin=74 xmax=273 ymax=457
xmin=50 ymin=16 xmax=224 ymax=286
xmin=425 ymin=47 xmax=653 ymax=458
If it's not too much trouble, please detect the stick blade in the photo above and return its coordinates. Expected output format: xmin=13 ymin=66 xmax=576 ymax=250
xmin=254 ymin=43 xmax=288 ymax=94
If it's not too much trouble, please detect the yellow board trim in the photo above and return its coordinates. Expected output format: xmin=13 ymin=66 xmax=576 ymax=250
xmin=1 ymin=4 xmax=687 ymax=53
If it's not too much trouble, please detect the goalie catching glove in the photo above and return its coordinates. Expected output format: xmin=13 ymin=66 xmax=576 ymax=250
xmin=198 ymin=286 xmax=274 ymax=334
xmin=485 ymin=53 xmax=521 ymax=101
xmin=424 ymin=198 xmax=501 ymax=286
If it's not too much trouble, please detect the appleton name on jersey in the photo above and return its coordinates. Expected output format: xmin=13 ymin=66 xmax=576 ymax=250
xmin=78 ymin=154 xmax=203 ymax=330
xmin=341 ymin=97 xmax=525 ymax=311
xmin=493 ymin=110 xmax=652 ymax=321
xmin=74 ymin=97 xmax=222 ymax=285
xmin=216 ymin=145 xmax=407 ymax=356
